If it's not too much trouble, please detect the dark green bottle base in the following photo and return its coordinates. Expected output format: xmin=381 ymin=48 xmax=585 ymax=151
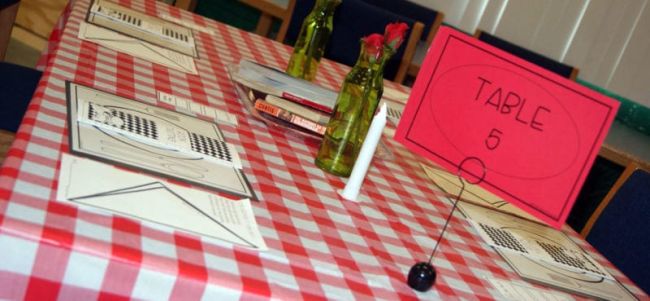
xmin=314 ymin=157 xmax=351 ymax=177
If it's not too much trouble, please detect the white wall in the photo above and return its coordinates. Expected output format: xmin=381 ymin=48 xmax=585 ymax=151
xmin=409 ymin=0 xmax=650 ymax=107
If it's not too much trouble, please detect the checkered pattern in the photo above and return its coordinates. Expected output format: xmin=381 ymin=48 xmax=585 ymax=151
xmin=189 ymin=133 xmax=231 ymax=162
xmin=1 ymin=0 xmax=646 ymax=300
xmin=110 ymin=107 xmax=158 ymax=139
xmin=86 ymin=102 xmax=160 ymax=140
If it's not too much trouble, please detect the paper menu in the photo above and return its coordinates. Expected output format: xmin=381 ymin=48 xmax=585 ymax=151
xmin=57 ymin=153 xmax=267 ymax=250
xmin=420 ymin=163 xmax=541 ymax=223
xmin=395 ymin=26 xmax=619 ymax=229
xmin=458 ymin=201 xmax=611 ymax=279
xmin=67 ymin=82 xmax=255 ymax=199
xmin=87 ymin=0 xmax=197 ymax=57
xmin=382 ymin=86 xmax=409 ymax=104
xmin=487 ymin=278 xmax=571 ymax=301
xmin=77 ymin=99 xmax=242 ymax=169
xmin=78 ymin=21 xmax=197 ymax=74
xmin=499 ymin=250 xmax=638 ymax=301
xmin=457 ymin=201 xmax=638 ymax=300
xmin=159 ymin=13 xmax=217 ymax=35
xmin=156 ymin=91 xmax=238 ymax=126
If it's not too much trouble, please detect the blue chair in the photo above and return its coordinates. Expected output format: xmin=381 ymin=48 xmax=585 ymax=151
xmin=0 ymin=0 xmax=42 ymax=135
xmin=286 ymin=0 xmax=424 ymax=83
xmin=474 ymin=30 xmax=579 ymax=80
xmin=0 ymin=62 xmax=41 ymax=133
xmin=361 ymin=0 xmax=444 ymax=79
xmin=581 ymin=163 xmax=650 ymax=293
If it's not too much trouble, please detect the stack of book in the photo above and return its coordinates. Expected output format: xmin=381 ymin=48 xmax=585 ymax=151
xmin=229 ymin=60 xmax=338 ymax=137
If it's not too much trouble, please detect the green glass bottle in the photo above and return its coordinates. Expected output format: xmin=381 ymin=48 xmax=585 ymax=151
xmin=315 ymin=40 xmax=383 ymax=177
xmin=356 ymin=47 xmax=392 ymax=147
xmin=285 ymin=0 xmax=340 ymax=81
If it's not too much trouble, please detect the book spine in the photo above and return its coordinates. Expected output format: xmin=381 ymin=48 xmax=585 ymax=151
xmin=254 ymin=100 xmax=326 ymax=135
xmin=281 ymin=92 xmax=333 ymax=114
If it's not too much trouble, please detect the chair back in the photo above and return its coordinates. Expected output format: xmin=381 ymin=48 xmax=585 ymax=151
xmin=361 ymin=0 xmax=443 ymax=44
xmin=286 ymin=0 xmax=423 ymax=82
xmin=582 ymin=163 xmax=650 ymax=293
xmin=356 ymin=0 xmax=442 ymax=82
xmin=239 ymin=0 xmax=296 ymax=42
xmin=0 ymin=62 xmax=42 ymax=132
xmin=475 ymin=30 xmax=579 ymax=80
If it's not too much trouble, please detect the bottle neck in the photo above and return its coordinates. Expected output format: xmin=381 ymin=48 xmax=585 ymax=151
xmin=311 ymin=0 xmax=341 ymax=19
xmin=354 ymin=43 xmax=383 ymax=73
xmin=378 ymin=46 xmax=394 ymax=70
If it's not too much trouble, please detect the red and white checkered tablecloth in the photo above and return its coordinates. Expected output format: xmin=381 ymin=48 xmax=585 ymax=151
xmin=1 ymin=0 xmax=646 ymax=300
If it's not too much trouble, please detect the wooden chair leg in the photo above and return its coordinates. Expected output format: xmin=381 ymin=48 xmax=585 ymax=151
xmin=0 ymin=1 xmax=20 ymax=61
xmin=255 ymin=13 xmax=273 ymax=38
xmin=0 ymin=129 xmax=16 ymax=164
xmin=394 ymin=21 xmax=424 ymax=84
xmin=174 ymin=0 xmax=197 ymax=11
xmin=580 ymin=162 xmax=639 ymax=237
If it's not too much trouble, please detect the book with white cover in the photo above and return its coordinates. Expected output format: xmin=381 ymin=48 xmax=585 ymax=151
xmin=229 ymin=60 xmax=338 ymax=113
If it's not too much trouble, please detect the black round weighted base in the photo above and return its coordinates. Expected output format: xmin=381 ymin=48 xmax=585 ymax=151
xmin=407 ymin=262 xmax=436 ymax=292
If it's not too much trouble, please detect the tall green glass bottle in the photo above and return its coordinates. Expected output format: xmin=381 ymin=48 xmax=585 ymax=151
xmin=315 ymin=41 xmax=383 ymax=177
xmin=356 ymin=47 xmax=392 ymax=147
xmin=285 ymin=0 xmax=340 ymax=81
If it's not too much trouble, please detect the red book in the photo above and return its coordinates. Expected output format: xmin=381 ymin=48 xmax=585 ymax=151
xmin=254 ymin=99 xmax=327 ymax=135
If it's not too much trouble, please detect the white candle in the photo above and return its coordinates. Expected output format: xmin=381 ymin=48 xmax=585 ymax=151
xmin=339 ymin=103 xmax=387 ymax=202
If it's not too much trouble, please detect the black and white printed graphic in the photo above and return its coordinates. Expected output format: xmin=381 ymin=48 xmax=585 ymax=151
xmin=470 ymin=219 xmax=609 ymax=278
xmin=67 ymin=82 xmax=255 ymax=199
xmin=459 ymin=202 xmax=638 ymax=301
xmin=79 ymin=100 xmax=241 ymax=169
xmin=189 ymin=133 xmax=233 ymax=163
xmin=87 ymin=0 xmax=198 ymax=57
xmin=87 ymin=101 xmax=159 ymax=139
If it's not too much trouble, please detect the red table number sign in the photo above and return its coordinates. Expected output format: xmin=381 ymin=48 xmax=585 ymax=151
xmin=395 ymin=27 xmax=619 ymax=229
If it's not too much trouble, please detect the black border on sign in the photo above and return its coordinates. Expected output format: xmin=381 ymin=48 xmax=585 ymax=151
xmin=403 ymin=34 xmax=615 ymax=222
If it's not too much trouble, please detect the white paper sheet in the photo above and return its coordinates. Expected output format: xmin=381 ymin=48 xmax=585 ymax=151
xmin=461 ymin=202 xmax=637 ymax=301
xmin=487 ymin=278 xmax=571 ymax=301
xmin=78 ymin=21 xmax=198 ymax=74
xmin=87 ymin=0 xmax=197 ymax=57
xmin=421 ymin=163 xmax=541 ymax=223
xmin=159 ymin=13 xmax=217 ymax=35
xmin=381 ymin=86 xmax=409 ymax=104
xmin=57 ymin=153 xmax=267 ymax=250
xmin=157 ymin=91 xmax=238 ymax=126
xmin=67 ymin=82 xmax=255 ymax=199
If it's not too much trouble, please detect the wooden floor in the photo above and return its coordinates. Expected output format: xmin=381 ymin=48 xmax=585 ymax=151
xmin=0 ymin=131 xmax=15 ymax=165
xmin=16 ymin=0 xmax=67 ymax=39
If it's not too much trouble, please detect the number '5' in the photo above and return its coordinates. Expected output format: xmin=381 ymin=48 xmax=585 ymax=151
xmin=485 ymin=129 xmax=502 ymax=150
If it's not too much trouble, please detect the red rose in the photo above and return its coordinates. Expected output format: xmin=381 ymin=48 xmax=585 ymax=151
xmin=384 ymin=22 xmax=409 ymax=51
xmin=363 ymin=33 xmax=384 ymax=62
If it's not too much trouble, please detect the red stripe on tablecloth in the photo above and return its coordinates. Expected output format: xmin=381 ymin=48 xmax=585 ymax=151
xmin=169 ymin=256 xmax=207 ymax=300
xmin=24 ymin=277 xmax=62 ymax=301
xmin=115 ymin=53 xmax=136 ymax=100
xmin=234 ymin=250 xmax=271 ymax=298
xmin=152 ymin=64 xmax=172 ymax=96
xmin=73 ymin=42 xmax=99 ymax=87
xmin=99 ymin=217 xmax=142 ymax=296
